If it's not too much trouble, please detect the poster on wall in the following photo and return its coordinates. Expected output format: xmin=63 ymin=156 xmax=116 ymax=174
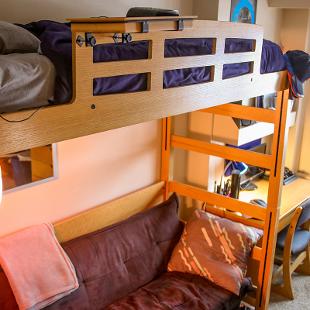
xmin=230 ymin=0 xmax=257 ymax=24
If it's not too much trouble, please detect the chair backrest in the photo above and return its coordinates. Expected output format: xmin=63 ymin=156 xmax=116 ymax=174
xmin=297 ymin=198 xmax=310 ymax=228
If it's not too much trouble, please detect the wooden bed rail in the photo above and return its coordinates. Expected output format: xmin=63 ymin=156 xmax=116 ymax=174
xmin=161 ymin=89 xmax=290 ymax=310
xmin=0 ymin=17 xmax=287 ymax=156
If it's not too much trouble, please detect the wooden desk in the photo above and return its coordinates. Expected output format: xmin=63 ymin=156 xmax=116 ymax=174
xmin=239 ymin=177 xmax=310 ymax=231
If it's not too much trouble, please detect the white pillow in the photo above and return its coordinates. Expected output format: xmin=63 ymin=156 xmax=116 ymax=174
xmin=0 ymin=21 xmax=40 ymax=54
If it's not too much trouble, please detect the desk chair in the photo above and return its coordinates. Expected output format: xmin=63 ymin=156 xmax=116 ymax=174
xmin=272 ymin=199 xmax=310 ymax=299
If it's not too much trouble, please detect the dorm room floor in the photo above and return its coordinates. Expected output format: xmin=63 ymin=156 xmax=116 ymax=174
xmin=269 ymin=274 xmax=310 ymax=309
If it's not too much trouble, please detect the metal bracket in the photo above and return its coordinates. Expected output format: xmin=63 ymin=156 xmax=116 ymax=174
xmin=141 ymin=21 xmax=149 ymax=33
xmin=113 ymin=33 xmax=133 ymax=44
xmin=177 ymin=19 xmax=184 ymax=31
xmin=76 ymin=33 xmax=96 ymax=47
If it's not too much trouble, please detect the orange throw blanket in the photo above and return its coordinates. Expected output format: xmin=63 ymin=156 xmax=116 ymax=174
xmin=0 ymin=223 xmax=79 ymax=310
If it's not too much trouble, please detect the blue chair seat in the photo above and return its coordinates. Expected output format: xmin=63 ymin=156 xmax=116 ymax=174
xmin=277 ymin=228 xmax=310 ymax=256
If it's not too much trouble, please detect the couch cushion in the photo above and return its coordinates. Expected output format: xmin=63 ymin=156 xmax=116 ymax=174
xmin=277 ymin=228 xmax=310 ymax=255
xmin=297 ymin=198 xmax=310 ymax=228
xmin=47 ymin=193 xmax=183 ymax=309
xmin=106 ymin=271 xmax=244 ymax=310
xmin=0 ymin=269 xmax=18 ymax=310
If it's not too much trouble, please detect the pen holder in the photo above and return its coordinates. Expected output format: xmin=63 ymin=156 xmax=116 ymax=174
xmin=231 ymin=169 xmax=241 ymax=199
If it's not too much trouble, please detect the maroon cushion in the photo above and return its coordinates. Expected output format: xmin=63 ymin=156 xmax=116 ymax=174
xmin=0 ymin=268 xmax=18 ymax=310
xmin=106 ymin=271 xmax=243 ymax=310
xmin=47 ymin=193 xmax=183 ymax=309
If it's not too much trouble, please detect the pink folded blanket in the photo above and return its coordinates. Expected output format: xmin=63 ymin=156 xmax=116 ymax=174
xmin=0 ymin=223 xmax=79 ymax=310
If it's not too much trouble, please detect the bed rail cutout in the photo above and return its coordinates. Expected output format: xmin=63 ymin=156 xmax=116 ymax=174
xmin=93 ymin=72 xmax=150 ymax=96
xmin=93 ymin=40 xmax=150 ymax=63
xmin=164 ymin=38 xmax=216 ymax=57
xmin=224 ymin=38 xmax=256 ymax=53
xmin=223 ymin=61 xmax=254 ymax=79
xmin=164 ymin=66 xmax=214 ymax=89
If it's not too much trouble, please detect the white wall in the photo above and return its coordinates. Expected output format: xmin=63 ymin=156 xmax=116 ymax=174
xmin=0 ymin=0 xmax=192 ymax=236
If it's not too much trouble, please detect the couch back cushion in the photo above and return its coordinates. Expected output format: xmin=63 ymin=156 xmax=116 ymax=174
xmin=0 ymin=193 xmax=183 ymax=309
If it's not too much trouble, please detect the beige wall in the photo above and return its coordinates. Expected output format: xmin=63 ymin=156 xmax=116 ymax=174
xmin=0 ymin=122 xmax=161 ymax=236
xmin=0 ymin=0 xmax=193 ymax=23
xmin=296 ymin=10 xmax=310 ymax=174
xmin=280 ymin=9 xmax=310 ymax=172
xmin=192 ymin=0 xmax=283 ymax=41
xmin=192 ymin=0 xmax=219 ymax=20
xmin=256 ymin=0 xmax=283 ymax=42
xmin=0 ymin=0 xmax=192 ymax=236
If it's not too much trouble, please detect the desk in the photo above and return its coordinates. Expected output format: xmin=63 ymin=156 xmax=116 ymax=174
xmin=239 ymin=177 xmax=310 ymax=231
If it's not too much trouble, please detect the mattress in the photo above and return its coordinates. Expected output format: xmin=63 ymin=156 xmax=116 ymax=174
xmin=0 ymin=20 xmax=286 ymax=113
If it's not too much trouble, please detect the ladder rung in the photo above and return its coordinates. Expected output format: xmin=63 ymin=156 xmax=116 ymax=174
xmin=169 ymin=181 xmax=267 ymax=220
xmin=172 ymin=135 xmax=273 ymax=169
xmin=202 ymin=104 xmax=276 ymax=123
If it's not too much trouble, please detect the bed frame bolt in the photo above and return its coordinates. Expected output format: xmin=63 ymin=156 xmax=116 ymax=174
xmin=177 ymin=19 xmax=184 ymax=31
xmin=76 ymin=33 xmax=96 ymax=47
xmin=91 ymin=104 xmax=96 ymax=110
xmin=113 ymin=33 xmax=132 ymax=44
xmin=141 ymin=21 xmax=149 ymax=33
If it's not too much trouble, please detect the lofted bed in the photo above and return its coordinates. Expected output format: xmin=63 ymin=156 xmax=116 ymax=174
xmin=0 ymin=16 xmax=291 ymax=310
xmin=0 ymin=16 xmax=287 ymax=155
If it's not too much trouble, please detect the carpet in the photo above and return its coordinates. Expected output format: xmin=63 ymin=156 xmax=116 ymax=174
xmin=269 ymin=274 xmax=310 ymax=309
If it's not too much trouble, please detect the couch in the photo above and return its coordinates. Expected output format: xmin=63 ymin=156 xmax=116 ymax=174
xmin=0 ymin=194 xmax=248 ymax=309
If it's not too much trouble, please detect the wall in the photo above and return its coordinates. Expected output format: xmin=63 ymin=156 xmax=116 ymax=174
xmin=0 ymin=0 xmax=192 ymax=236
xmin=192 ymin=0 xmax=283 ymax=42
xmin=0 ymin=0 xmax=193 ymax=23
xmin=294 ymin=9 xmax=310 ymax=174
xmin=280 ymin=9 xmax=310 ymax=172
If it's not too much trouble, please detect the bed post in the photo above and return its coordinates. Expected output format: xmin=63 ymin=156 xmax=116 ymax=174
xmin=161 ymin=117 xmax=172 ymax=200
xmin=256 ymin=89 xmax=290 ymax=309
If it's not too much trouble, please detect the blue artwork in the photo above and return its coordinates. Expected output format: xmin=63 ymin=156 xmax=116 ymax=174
xmin=230 ymin=0 xmax=257 ymax=24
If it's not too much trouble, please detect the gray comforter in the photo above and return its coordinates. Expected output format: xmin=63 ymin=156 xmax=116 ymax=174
xmin=0 ymin=53 xmax=55 ymax=113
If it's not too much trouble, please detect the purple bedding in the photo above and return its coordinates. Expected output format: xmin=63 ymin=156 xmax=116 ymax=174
xmin=22 ymin=20 xmax=286 ymax=105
